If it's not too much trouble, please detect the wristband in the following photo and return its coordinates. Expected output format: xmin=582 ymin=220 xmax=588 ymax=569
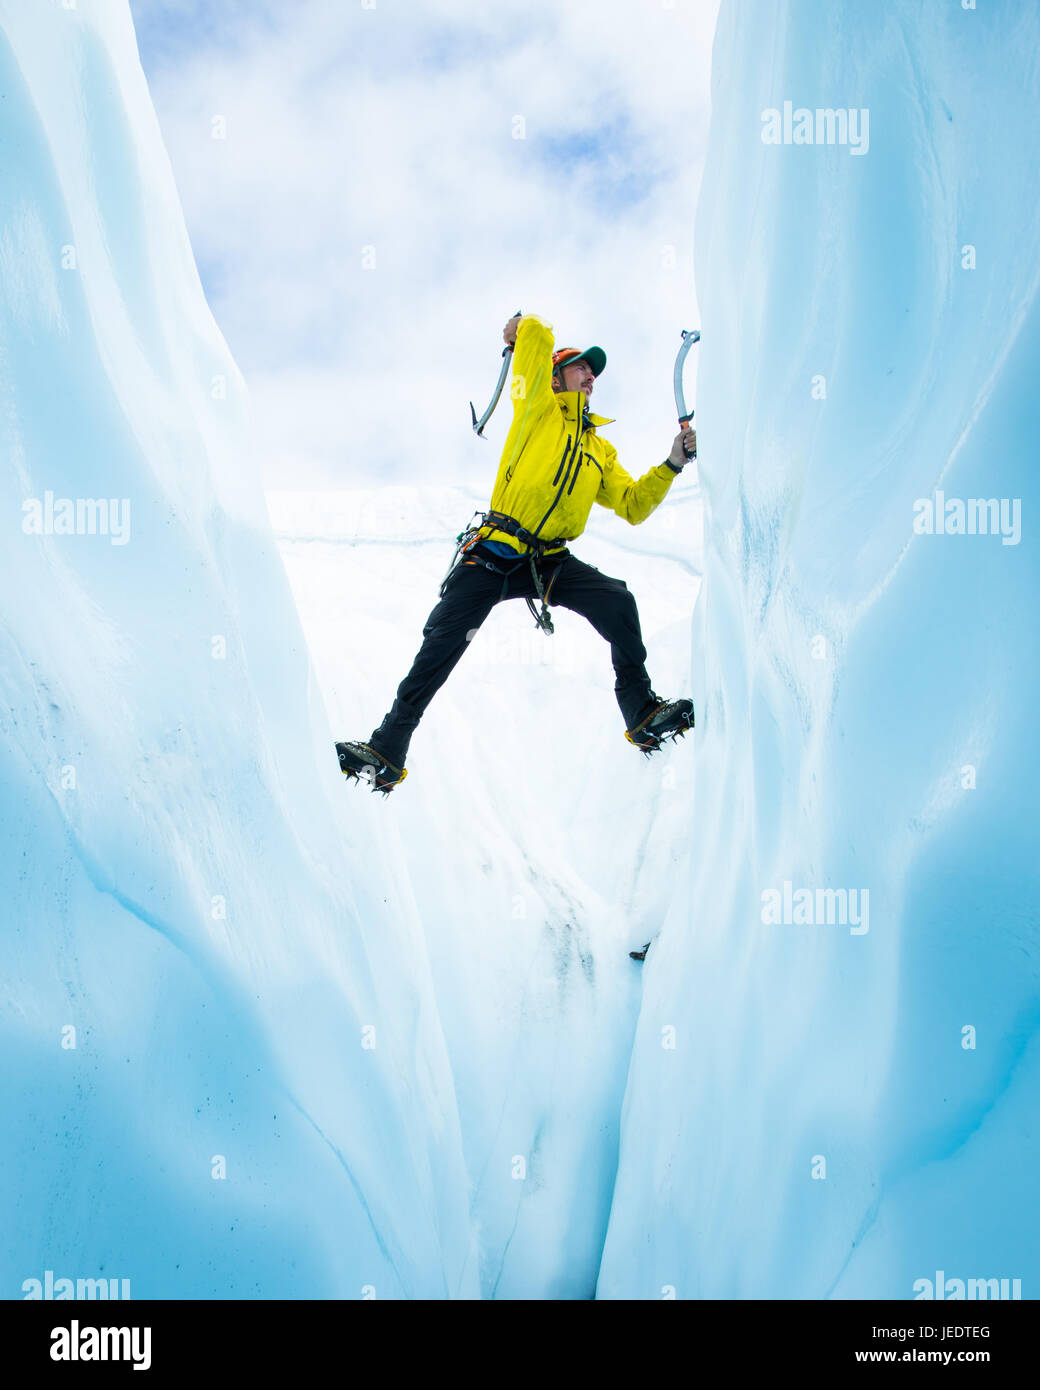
xmin=665 ymin=458 xmax=685 ymax=474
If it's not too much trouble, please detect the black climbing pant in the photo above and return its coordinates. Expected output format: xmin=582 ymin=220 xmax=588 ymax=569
xmin=368 ymin=543 xmax=655 ymax=765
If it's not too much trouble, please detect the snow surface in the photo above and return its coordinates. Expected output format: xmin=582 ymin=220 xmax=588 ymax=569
xmin=3 ymin=0 xmax=1038 ymax=1303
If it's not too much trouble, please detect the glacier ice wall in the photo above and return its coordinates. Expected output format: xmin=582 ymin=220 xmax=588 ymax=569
xmin=0 ymin=1 xmax=478 ymax=1298
xmin=598 ymin=0 xmax=1040 ymax=1298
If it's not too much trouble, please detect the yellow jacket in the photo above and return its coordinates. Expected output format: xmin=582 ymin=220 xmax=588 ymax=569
xmin=480 ymin=313 xmax=677 ymax=555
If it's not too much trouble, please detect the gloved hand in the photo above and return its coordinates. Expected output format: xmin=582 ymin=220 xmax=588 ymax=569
xmin=667 ymin=424 xmax=696 ymax=470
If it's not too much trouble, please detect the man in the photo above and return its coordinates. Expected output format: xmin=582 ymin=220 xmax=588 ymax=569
xmin=337 ymin=311 xmax=696 ymax=793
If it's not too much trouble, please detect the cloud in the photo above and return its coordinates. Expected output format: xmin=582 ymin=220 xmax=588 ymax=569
xmin=129 ymin=0 xmax=719 ymax=488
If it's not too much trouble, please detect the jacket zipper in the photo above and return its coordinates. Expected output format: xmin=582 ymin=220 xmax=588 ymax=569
xmin=533 ymin=398 xmax=585 ymax=539
xmin=552 ymin=437 xmax=573 ymax=487
xmin=567 ymin=441 xmax=585 ymax=493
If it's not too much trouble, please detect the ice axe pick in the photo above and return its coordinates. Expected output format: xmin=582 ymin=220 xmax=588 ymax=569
xmin=470 ymin=310 xmax=522 ymax=437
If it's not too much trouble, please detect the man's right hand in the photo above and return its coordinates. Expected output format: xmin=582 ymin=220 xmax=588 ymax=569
xmin=503 ymin=313 xmax=521 ymax=347
xmin=668 ymin=424 xmax=697 ymax=467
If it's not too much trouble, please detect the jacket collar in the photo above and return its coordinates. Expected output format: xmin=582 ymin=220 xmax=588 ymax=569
xmin=556 ymin=391 xmax=614 ymax=429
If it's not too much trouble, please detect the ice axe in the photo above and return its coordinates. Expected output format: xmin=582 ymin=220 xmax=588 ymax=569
xmin=470 ymin=310 xmax=521 ymax=437
xmin=673 ymin=328 xmax=701 ymax=459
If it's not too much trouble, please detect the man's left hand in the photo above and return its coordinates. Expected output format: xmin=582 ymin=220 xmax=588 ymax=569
xmin=668 ymin=425 xmax=696 ymax=467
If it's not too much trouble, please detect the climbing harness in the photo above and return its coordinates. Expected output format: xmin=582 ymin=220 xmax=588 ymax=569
xmin=439 ymin=509 xmax=568 ymax=635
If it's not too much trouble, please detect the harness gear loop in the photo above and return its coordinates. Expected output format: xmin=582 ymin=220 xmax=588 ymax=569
xmin=525 ymin=554 xmax=554 ymax=635
xmin=438 ymin=511 xmax=485 ymax=598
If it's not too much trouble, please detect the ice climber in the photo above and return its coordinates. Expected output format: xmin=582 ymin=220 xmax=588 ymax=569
xmin=336 ymin=311 xmax=696 ymax=793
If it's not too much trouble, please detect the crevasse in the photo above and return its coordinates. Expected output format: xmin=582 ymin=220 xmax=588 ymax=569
xmin=2 ymin=0 xmax=1037 ymax=1304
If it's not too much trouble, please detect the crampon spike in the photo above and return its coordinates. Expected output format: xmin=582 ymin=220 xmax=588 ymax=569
xmin=336 ymin=741 xmax=407 ymax=794
xmin=625 ymin=724 xmax=691 ymax=756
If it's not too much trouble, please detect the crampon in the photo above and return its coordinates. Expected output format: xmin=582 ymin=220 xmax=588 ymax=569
xmin=624 ymin=697 xmax=695 ymax=756
xmin=335 ymin=741 xmax=408 ymax=795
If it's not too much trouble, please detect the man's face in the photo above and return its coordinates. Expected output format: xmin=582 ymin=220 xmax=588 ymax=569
xmin=554 ymin=358 xmax=595 ymax=398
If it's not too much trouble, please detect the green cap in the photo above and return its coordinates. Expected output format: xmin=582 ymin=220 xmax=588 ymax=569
xmin=552 ymin=345 xmax=607 ymax=377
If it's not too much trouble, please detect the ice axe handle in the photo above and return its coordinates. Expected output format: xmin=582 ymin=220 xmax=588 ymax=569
xmin=679 ymin=412 xmax=696 ymax=459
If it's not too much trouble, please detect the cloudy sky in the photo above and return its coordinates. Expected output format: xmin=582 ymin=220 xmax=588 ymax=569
xmin=128 ymin=0 xmax=719 ymax=489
